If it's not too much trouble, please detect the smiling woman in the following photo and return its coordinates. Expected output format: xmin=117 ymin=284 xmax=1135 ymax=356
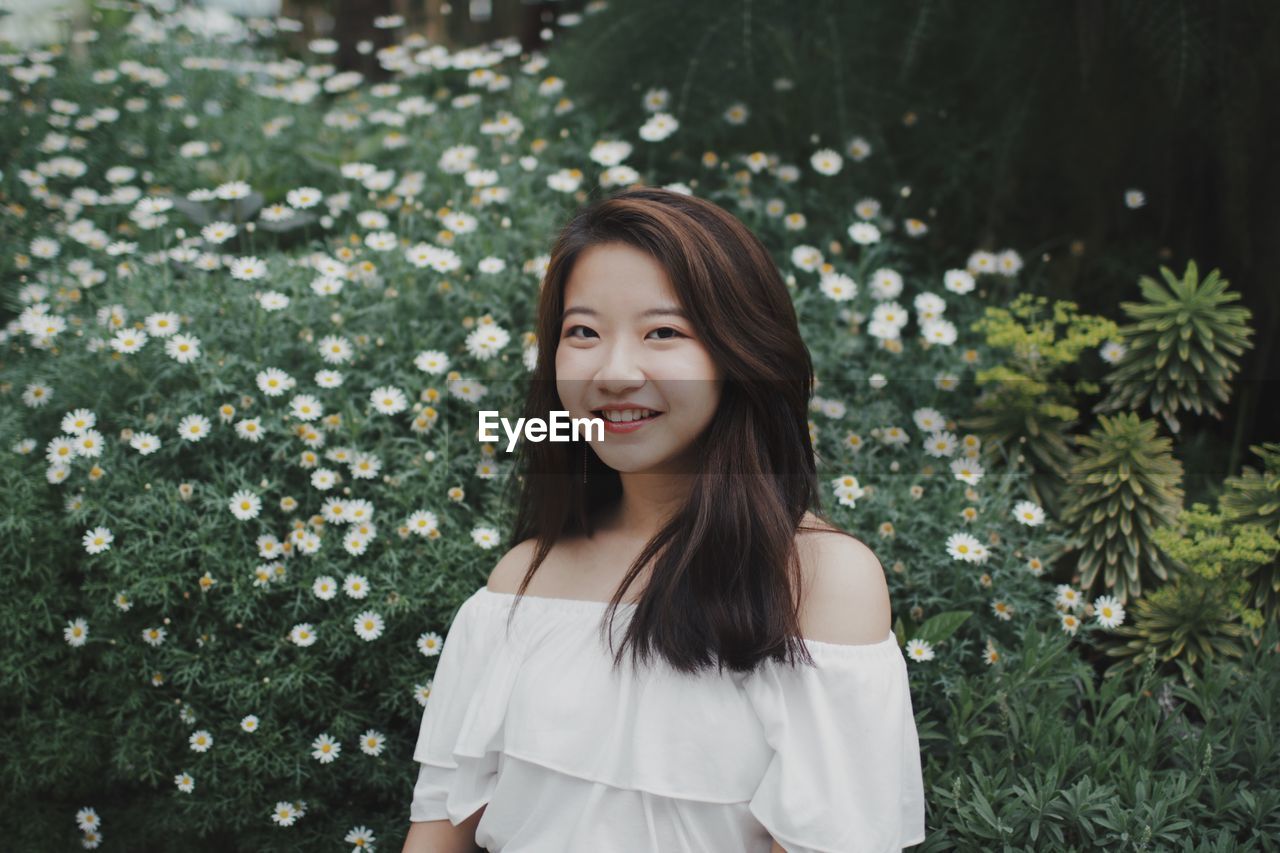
xmin=403 ymin=187 xmax=926 ymax=853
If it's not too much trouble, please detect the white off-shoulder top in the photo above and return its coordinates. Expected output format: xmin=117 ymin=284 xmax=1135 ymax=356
xmin=410 ymin=586 xmax=927 ymax=852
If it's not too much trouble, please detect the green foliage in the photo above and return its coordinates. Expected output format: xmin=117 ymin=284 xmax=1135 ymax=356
xmin=962 ymin=293 xmax=1119 ymax=517
xmin=919 ymin=623 xmax=1280 ymax=850
xmin=1060 ymin=412 xmax=1185 ymax=604
xmin=1097 ymin=503 xmax=1272 ymax=687
xmin=1096 ymin=261 xmax=1254 ymax=433
xmin=1220 ymin=441 xmax=1280 ymax=621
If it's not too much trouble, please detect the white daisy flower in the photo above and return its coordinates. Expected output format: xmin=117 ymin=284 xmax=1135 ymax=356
xmin=289 ymin=623 xmax=317 ymax=647
xmin=343 ymin=531 xmax=370 ymax=556
xmin=61 ymin=408 xmax=96 ymax=435
xmin=75 ymin=807 xmax=101 ymax=832
xmin=312 ymin=576 xmax=338 ymax=600
xmin=255 ymin=367 xmax=296 ymax=397
xmin=83 ymin=526 xmax=113 ymax=554
xmin=174 ymin=772 xmax=194 ymax=793
xmin=165 ymin=334 xmax=201 ymax=363
xmin=923 ymin=430 xmax=958 ymax=458
xmin=228 ymin=489 xmax=262 ymax=521
xmin=46 ymin=436 xmax=77 ymax=465
xmin=311 ymin=733 xmax=341 ymax=764
xmin=790 ymin=245 xmax=823 ymax=272
xmin=1060 ymin=612 xmax=1082 ymax=636
xmin=64 ymin=617 xmax=89 ymax=647
xmin=1099 ymin=341 xmax=1127 ymax=365
xmin=417 ymin=631 xmax=443 ymax=657
xmin=110 ymin=328 xmax=148 ymax=354
xmin=22 ymin=382 xmax=54 ymax=408
xmin=1055 ymin=584 xmax=1083 ymax=611
xmin=809 ymin=148 xmax=843 ymax=175
xmin=369 ymin=386 xmax=408 ymax=415
xmin=818 ymin=272 xmax=857 ymax=302
xmin=287 ymin=187 xmax=323 ymax=208
xmin=414 ymin=350 xmax=450 ymax=374
xmin=1092 ymin=594 xmax=1126 ymax=629
xmin=1012 ymin=500 xmax=1045 ymax=527
xmin=317 ymin=335 xmax=353 ymax=364
xmin=465 ymin=323 xmax=511 ymax=360
xmin=310 ymin=468 xmax=338 ymax=490
xmin=240 ymin=714 xmax=259 ymax=733
xmin=289 ymin=394 xmax=323 ymax=422
xmin=847 ymin=222 xmax=881 ymax=245
xmin=950 ymin=458 xmax=984 ymax=485
xmin=471 ymin=525 xmax=500 ymax=549
xmin=315 ymin=369 xmax=344 ymax=388
xmin=270 ymin=800 xmax=300 ymax=825
xmin=229 ymin=256 xmax=267 ymax=281
xmin=358 ymin=730 xmax=386 ymax=756
xmin=145 ymin=312 xmax=181 ymax=337
xmin=639 ymin=112 xmax=679 ymax=142
xmin=188 ymin=730 xmax=213 ymax=752
xmin=353 ymin=610 xmax=384 ymax=641
xmin=177 ymin=413 xmax=212 ymax=442
xmin=72 ymin=429 xmax=104 ymax=458
xmin=235 ymin=418 xmax=263 ymax=442
xmin=257 ymin=291 xmax=290 ymax=311
xmin=406 ymin=509 xmax=438 ymax=537
xmin=129 ymin=431 xmax=161 ymax=454
xmin=945 ymin=532 xmax=982 ymax=563
xmin=345 ymin=825 xmax=376 ymax=848
xmin=904 ymin=638 xmax=935 ymax=662
xmin=944 ymin=269 xmax=975 ymax=294
xmin=343 ymin=574 xmax=370 ymax=599
xmin=141 ymin=626 xmax=167 ymax=647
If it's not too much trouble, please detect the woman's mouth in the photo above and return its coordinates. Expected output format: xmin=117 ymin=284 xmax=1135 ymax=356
xmin=592 ymin=409 xmax=663 ymax=434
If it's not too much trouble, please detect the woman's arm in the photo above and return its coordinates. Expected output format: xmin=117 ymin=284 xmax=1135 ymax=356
xmin=400 ymin=806 xmax=486 ymax=853
xmin=769 ymin=839 xmax=785 ymax=853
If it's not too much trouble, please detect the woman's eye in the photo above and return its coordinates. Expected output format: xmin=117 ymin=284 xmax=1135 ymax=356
xmin=564 ymin=326 xmax=683 ymax=341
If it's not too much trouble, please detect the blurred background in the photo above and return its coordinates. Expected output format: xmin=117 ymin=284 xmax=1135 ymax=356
xmin=5 ymin=0 xmax=1276 ymax=504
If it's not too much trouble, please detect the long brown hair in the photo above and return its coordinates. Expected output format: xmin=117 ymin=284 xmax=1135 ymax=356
xmin=501 ymin=186 xmax=854 ymax=674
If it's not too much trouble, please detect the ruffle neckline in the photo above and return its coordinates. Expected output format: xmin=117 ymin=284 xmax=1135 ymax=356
xmin=475 ymin=586 xmax=902 ymax=659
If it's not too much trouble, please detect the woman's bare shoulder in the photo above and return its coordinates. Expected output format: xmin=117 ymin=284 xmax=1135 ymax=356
xmin=793 ymin=513 xmax=891 ymax=645
xmin=486 ymin=538 xmax=539 ymax=594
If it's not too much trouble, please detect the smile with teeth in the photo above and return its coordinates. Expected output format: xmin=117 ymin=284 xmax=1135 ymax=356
xmin=594 ymin=409 xmax=661 ymax=423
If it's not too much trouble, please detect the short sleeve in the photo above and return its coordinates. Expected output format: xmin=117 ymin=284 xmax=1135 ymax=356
xmin=742 ymin=634 xmax=926 ymax=852
xmin=409 ymin=589 xmax=512 ymax=823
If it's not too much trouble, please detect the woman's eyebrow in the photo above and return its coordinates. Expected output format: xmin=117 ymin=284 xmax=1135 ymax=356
xmin=561 ymin=305 xmax=689 ymax=321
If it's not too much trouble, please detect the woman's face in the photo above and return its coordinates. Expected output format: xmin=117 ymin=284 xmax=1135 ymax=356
xmin=555 ymin=242 xmax=723 ymax=476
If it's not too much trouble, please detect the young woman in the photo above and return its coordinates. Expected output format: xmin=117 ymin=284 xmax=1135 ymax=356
xmin=402 ymin=187 xmax=926 ymax=852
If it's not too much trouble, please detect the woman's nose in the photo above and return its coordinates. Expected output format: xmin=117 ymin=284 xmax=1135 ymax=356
xmin=596 ymin=338 xmax=646 ymax=384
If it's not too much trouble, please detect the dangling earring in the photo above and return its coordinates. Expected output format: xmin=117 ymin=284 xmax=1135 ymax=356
xmin=582 ymin=442 xmax=588 ymax=484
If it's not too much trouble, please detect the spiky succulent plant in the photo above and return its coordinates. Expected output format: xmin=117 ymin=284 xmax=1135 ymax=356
xmin=1061 ymin=412 xmax=1184 ymax=603
xmin=1099 ymin=503 xmax=1266 ymax=686
xmin=1095 ymin=260 xmax=1253 ymax=433
xmin=1220 ymin=442 xmax=1280 ymax=623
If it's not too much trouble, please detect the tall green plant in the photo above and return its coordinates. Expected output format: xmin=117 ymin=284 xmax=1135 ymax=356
xmin=1220 ymin=441 xmax=1280 ymax=623
xmin=1098 ymin=503 xmax=1271 ymax=686
xmin=1095 ymin=261 xmax=1254 ymax=434
xmin=1060 ymin=412 xmax=1184 ymax=603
